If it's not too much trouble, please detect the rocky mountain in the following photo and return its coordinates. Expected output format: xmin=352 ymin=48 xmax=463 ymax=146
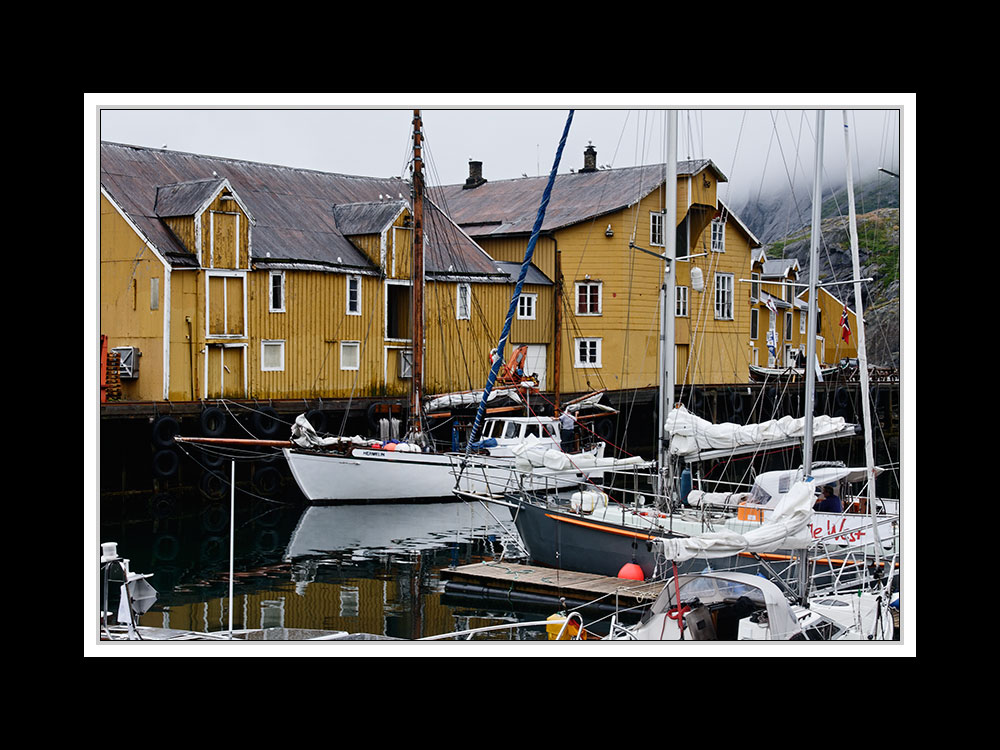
xmin=732 ymin=174 xmax=901 ymax=369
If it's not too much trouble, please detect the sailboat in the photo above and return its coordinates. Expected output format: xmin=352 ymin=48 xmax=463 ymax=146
xmin=282 ymin=110 xmax=614 ymax=503
xmin=458 ymin=110 xmax=899 ymax=591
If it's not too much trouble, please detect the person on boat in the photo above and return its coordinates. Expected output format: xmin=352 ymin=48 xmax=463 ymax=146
xmin=813 ymin=485 xmax=843 ymax=513
xmin=558 ymin=409 xmax=578 ymax=452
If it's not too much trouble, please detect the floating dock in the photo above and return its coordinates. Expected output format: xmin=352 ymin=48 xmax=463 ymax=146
xmin=440 ymin=561 xmax=665 ymax=618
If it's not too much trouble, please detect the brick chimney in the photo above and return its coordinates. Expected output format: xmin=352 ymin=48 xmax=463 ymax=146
xmin=580 ymin=142 xmax=597 ymax=173
xmin=464 ymin=159 xmax=487 ymax=189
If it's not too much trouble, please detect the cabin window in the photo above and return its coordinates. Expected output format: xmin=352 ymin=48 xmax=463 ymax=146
xmin=518 ymin=293 xmax=537 ymax=320
xmin=575 ymin=281 xmax=602 ymax=315
xmin=340 ymin=341 xmax=360 ymax=371
xmin=525 ymin=423 xmax=541 ymax=438
xmin=504 ymin=422 xmax=520 ymax=439
xmin=456 ymin=283 xmax=471 ymax=320
xmin=346 ymin=275 xmax=361 ymax=315
xmin=650 ymin=211 xmax=665 ymax=247
xmin=574 ymin=337 xmax=602 ymax=368
xmin=261 ymin=340 xmax=285 ymax=371
xmin=714 ymin=273 xmax=734 ymax=320
xmin=269 ymin=271 xmax=285 ymax=313
xmin=750 ymin=308 xmax=759 ymax=339
xmin=711 ymin=218 xmax=726 ymax=252
xmin=675 ymin=286 xmax=688 ymax=317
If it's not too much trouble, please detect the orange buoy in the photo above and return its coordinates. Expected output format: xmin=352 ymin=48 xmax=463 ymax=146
xmin=618 ymin=562 xmax=644 ymax=580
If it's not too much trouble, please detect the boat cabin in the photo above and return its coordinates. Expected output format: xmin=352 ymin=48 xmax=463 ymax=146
xmin=480 ymin=416 xmax=561 ymax=443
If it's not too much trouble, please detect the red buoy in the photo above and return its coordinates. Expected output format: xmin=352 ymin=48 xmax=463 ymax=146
xmin=618 ymin=562 xmax=644 ymax=580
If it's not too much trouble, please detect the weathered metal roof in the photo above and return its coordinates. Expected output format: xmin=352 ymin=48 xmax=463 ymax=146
xmin=333 ymin=200 xmax=406 ymax=236
xmin=432 ymin=159 xmax=727 ymax=238
xmin=154 ymin=178 xmax=228 ymax=218
xmin=492 ymin=261 xmax=552 ymax=286
xmin=101 ymin=142 xmax=500 ymax=276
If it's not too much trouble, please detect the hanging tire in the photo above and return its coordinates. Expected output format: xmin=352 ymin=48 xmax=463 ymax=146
xmin=253 ymin=465 xmax=282 ymax=496
xmin=151 ymin=416 xmax=179 ymax=448
xmin=252 ymin=406 xmax=281 ymax=437
xmin=152 ymin=448 xmax=179 ymax=478
xmin=201 ymin=502 xmax=228 ymax=533
xmin=305 ymin=409 xmax=327 ymax=433
xmin=199 ymin=470 xmax=226 ymax=500
xmin=595 ymin=417 xmax=615 ymax=442
xmin=152 ymin=533 xmax=179 ymax=562
xmin=201 ymin=448 xmax=225 ymax=469
xmin=148 ymin=492 xmax=177 ymax=519
xmin=200 ymin=407 xmax=228 ymax=437
xmin=729 ymin=390 xmax=744 ymax=420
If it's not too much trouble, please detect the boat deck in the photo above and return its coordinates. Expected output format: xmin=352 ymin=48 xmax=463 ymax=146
xmin=440 ymin=561 xmax=665 ymax=609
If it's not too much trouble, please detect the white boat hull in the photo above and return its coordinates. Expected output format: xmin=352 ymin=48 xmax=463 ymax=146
xmin=284 ymin=447 xmax=461 ymax=502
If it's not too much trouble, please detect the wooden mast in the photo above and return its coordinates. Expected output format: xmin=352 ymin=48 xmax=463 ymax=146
xmin=411 ymin=110 xmax=425 ymax=439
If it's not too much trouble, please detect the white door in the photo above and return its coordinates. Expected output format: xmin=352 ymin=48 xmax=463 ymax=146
xmin=515 ymin=344 xmax=547 ymax=390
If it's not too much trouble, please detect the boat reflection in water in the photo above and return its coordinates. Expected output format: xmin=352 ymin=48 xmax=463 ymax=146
xmin=99 ymin=488 xmax=548 ymax=641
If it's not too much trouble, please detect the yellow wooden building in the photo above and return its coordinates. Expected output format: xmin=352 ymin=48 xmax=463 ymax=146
xmin=436 ymin=146 xmax=763 ymax=397
xmin=99 ymin=142 xmax=550 ymax=406
xmin=748 ymin=249 xmax=859 ymax=371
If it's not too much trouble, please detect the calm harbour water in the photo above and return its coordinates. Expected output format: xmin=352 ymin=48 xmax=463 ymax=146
xmin=97 ymin=476 xmax=563 ymax=643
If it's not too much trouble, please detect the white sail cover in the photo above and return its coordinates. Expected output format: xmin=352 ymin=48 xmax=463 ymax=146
xmin=290 ymin=414 xmax=375 ymax=450
xmin=664 ymin=405 xmax=852 ymax=459
xmin=655 ymin=479 xmax=816 ymax=562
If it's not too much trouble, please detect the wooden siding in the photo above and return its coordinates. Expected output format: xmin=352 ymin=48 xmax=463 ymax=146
xmin=248 ymin=270 xmax=388 ymax=400
xmin=100 ymin=194 xmax=167 ymax=401
xmin=476 ymin=234 xmax=556 ymax=283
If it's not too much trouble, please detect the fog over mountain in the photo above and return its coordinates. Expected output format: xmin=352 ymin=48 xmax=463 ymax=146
xmin=732 ymin=173 xmax=901 ymax=369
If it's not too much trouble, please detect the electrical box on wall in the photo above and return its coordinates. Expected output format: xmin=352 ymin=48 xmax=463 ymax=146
xmin=111 ymin=347 xmax=141 ymax=379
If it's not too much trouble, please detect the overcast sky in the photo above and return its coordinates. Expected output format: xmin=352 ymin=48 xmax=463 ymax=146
xmin=91 ymin=94 xmax=911 ymax=207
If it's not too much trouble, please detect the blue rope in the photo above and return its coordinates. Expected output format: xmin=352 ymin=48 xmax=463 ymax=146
xmin=461 ymin=110 xmax=574 ymax=467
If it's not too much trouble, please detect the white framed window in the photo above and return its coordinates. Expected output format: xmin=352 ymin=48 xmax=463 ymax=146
xmin=517 ymin=293 xmax=537 ymax=320
xmin=269 ymin=271 xmax=285 ymax=313
xmin=456 ymin=283 xmax=471 ymax=320
xmin=750 ymin=272 xmax=760 ymax=300
xmin=261 ymin=340 xmax=285 ymax=371
xmin=711 ymin=218 xmax=726 ymax=252
xmin=340 ymin=341 xmax=360 ymax=371
xmin=800 ymin=310 xmax=807 ymax=335
xmin=150 ymin=277 xmax=159 ymax=311
xmin=650 ymin=211 xmax=665 ymax=247
xmin=785 ymin=311 xmax=793 ymax=340
xmin=714 ymin=272 xmax=734 ymax=320
xmin=575 ymin=281 xmax=602 ymax=315
xmin=574 ymin=337 xmax=602 ymax=368
xmin=750 ymin=308 xmax=759 ymax=339
xmin=346 ymin=275 xmax=361 ymax=315
xmin=675 ymin=286 xmax=688 ymax=317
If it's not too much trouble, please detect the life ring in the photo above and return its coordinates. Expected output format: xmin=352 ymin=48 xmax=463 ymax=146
xmin=200 ymin=406 xmax=228 ymax=437
xmin=152 ymin=448 xmax=179 ymax=478
xmin=252 ymin=406 xmax=281 ymax=437
xmin=253 ymin=465 xmax=282 ymax=496
xmin=199 ymin=470 xmax=226 ymax=500
xmin=151 ymin=416 xmax=179 ymax=448
xmin=305 ymin=409 xmax=327 ymax=433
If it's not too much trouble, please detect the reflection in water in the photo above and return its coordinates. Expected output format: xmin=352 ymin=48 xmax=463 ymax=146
xmin=99 ymin=484 xmax=547 ymax=641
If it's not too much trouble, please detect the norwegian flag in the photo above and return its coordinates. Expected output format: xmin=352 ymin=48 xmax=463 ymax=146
xmin=840 ymin=304 xmax=851 ymax=343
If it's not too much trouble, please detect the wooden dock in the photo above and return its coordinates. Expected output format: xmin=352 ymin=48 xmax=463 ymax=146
xmin=440 ymin=561 xmax=666 ymax=613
